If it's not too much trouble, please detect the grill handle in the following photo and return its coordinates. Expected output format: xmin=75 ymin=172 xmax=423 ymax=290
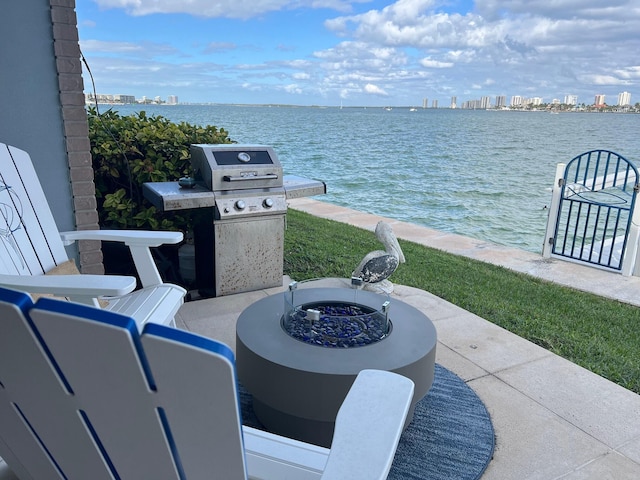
xmin=223 ymin=173 xmax=279 ymax=182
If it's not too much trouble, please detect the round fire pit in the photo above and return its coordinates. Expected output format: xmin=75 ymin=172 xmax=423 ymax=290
xmin=236 ymin=278 xmax=437 ymax=447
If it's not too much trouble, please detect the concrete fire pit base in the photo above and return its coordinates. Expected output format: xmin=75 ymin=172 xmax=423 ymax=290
xmin=236 ymin=278 xmax=437 ymax=447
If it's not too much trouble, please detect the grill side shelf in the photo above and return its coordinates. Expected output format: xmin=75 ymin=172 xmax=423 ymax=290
xmin=143 ymin=175 xmax=325 ymax=212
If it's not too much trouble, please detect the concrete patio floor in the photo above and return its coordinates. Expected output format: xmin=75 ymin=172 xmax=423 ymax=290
xmin=176 ymin=198 xmax=640 ymax=479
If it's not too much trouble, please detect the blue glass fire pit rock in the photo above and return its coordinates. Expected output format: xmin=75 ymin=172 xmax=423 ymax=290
xmin=282 ymin=301 xmax=391 ymax=348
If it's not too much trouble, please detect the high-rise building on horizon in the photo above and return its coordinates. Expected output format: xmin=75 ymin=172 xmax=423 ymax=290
xmin=617 ymin=91 xmax=631 ymax=106
xmin=564 ymin=95 xmax=578 ymax=105
xmin=432 ymin=99 xmax=438 ymax=108
xmin=495 ymin=95 xmax=506 ymax=108
xmin=510 ymin=95 xmax=522 ymax=107
xmin=594 ymin=94 xmax=606 ymax=107
xmin=115 ymin=95 xmax=135 ymax=104
xmin=422 ymin=98 xmax=428 ymax=109
xmin=450 ymin=96 xmax=457 ymax=108
xmin=167 ymin=95 xmax=179 ymax=105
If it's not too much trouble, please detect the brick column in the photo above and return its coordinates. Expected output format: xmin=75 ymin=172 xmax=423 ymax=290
xmin=50 ymin=0 xmax=104 ymax=274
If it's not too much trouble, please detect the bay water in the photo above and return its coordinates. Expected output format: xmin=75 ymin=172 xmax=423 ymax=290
xmin=108 ymin=104 xmax=640 ymax=253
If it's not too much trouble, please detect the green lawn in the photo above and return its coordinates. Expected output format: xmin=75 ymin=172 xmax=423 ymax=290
xmin=284 ymin=209 xmax=640 ymax=394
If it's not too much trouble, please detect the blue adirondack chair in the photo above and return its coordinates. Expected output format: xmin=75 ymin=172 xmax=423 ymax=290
xmin=0 ymin=287 xmax=414 ymax=479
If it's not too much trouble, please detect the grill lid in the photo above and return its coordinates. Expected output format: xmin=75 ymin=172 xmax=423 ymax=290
xmin=190 ymin=144 xmax=283 ymax=192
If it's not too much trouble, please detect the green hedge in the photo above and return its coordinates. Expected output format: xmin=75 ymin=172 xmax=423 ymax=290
xmin=88 ymin=107 xmax=233 ymax=232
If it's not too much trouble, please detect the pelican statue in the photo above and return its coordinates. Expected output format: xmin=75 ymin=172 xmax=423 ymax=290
xmin=352 ymin=221 xmax=405 ymax=293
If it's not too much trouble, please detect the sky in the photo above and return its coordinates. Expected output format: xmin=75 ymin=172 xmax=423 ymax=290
xmin=76 ymin=0 xmax=640 ymax=107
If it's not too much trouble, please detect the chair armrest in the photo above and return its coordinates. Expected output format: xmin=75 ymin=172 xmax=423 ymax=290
xmin=0 ymin=273 xmax=137 ymax=306
xmin=244 ymin=426 xmax=329 ymax=479
xmin=59 ymin=230 xmax=184 ymax=288
xmin=243 ymin=370 xmax=414 ymax=480
xmin=59 ymin=230 xmax=183 ymax=248
xmin=321 ymin=369 xmax=414 ymax=480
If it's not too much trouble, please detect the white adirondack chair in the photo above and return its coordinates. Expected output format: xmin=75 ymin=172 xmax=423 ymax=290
xmin=0 ymin=142 xmax=186 ymax=330
xmin=0 ymin=287 xmax=414 ymax=479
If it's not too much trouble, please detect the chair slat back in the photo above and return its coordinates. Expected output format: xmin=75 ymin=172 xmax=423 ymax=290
xmin=0 ymin=288 xmax=248 ymax=479
xmin=0 ymin=143 xmax=68 ymax=276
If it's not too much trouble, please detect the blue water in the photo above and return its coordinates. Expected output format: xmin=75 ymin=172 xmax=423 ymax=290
xmin=106 ymin=104 xmax=640 ymax=253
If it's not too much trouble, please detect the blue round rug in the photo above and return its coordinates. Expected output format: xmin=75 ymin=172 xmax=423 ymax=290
xmin=239 ymin=363 xmax=495 ymax=479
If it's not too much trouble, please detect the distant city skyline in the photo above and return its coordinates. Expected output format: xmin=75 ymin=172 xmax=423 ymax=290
xmin=86 ymin=90 xmax=634 ymax=110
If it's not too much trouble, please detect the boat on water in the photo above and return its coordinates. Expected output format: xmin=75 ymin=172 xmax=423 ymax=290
xmin=384 ymin=107 xmax=392 ymax=111
xmin=409 ymin=108 xmax=417 ymax=112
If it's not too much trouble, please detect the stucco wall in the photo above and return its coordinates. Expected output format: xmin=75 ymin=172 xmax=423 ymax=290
xmin=0 ymin=0 xmax=103 ymax=273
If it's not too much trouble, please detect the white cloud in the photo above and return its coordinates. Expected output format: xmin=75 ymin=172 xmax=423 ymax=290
xmin=325 ymin=3 xmax=507 ymax=50
xmin=93 ymin=0 xmax=365 ymax=19
xmin=81 ymin=39 xmax=144 ymax=54
xmin=364 ymin=83 xmax=388 ymax=95
xmin=420 ymin=57 xmax=453 ymax=68
xmin=81 ymin=39 xmax=178 ymax=58
xmin=614 ymin=66 xmax=640 ymax=80
xmin=242 ymin=83 xmax=263 ymax=91
xmin=284 ymin=83 xmax=303 ymax=94
xmin=580 ymin=74 xmax=632 ymax=86
xmin=476 ymin=0 xmax=632 ymax=21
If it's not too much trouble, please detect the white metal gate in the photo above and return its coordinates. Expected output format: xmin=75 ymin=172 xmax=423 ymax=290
xmin=543 ymin=150 xmax=640 ymax=275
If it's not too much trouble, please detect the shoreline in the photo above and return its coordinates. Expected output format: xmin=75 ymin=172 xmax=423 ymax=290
xmin=288 ymin=197 xmax=640 ymax=308
xmin=89 ymin=102 xmax=640 ymax=113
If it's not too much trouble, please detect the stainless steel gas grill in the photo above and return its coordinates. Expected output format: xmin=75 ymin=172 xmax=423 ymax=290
xmin=189 ymin=144 xmax=287 ymax=297
xmin=142 ymin=144 xmax=326 ymax=298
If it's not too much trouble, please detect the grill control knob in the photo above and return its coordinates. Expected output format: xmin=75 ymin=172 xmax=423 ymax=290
xmin=263 ymin=198 xmax=274 ymax=209
xmin=235 ymin=200 xmax=246 ymax=211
